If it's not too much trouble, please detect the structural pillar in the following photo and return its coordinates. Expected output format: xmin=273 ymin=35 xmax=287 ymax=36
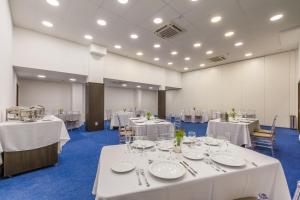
xmin=158 ymin=86 xmax=166 ymax=119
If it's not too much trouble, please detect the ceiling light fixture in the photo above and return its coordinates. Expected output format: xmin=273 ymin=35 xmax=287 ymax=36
xmin=206 ymin=50 xmax=213 ymax=55
xmin=118 ymin=0 xmax=128 ymax=4
xmin=136 ymin=85 xmax=141 ymax=88
xmin=210 ymin=16 xmax=222 ymax=23
xmin=168 ymin=62 xmax=173 ymax=65
xmin=84 ymin=34 xmax=93 ymax=40
xmin=153 ymin=44 xmax=161 ymax=48
xmin=114 ymin=45 xmax=122 ymax=49
xmin=149 ymin=86 xmax=153 ymax=90
xmin=199 ymin=63 xmax=205 ymax=67
xmin=235 ymin=42 xmax=243 ymax=47
xmin=97 ymin=19 xmax=107 ymax=26
xmin=154 ymin=57 xmax=160 ymax=61
xmin=171 ymin=51 xmax=178 ymax=55
xmin=153 ymin=17 xmax=163 ymax=24
xmin=245 ymin=52 xmax=253 ymax=57
xmin=184 ymin=57 xmax=191 ymax=61
xmin=193 ymin=43 xmax=202 ymax=48
xmin=270 ymin=14 xmax=284 ymax=22
xmin=46 ymin=0 xmax=60 ymax=7
xmin=42 ymin=20 xmax=53 ymax=27
xmin=224 ymin=31 xmax=234 ymax=37
xmin=122 ymin=83 xmax=127 ymax=87
xmin=69 ymin=78 xmax=76 ymax=82
xmin=136 ymin=52 xmax=143 ymax=56
xmin=37 ymin=75 xmax=46 ymax=79
xmin=130 ymin=33 xmax=138 ymax=39
xmin=184 ymin=67 xmax=189 ymax=71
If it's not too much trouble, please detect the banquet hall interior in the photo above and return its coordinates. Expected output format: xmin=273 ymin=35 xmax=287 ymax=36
xmin=1 ymin=0 xmax=300 ymax=199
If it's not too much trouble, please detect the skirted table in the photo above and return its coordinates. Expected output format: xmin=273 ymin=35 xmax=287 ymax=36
xmin=0 ymin=115 xmax=70 ymax=177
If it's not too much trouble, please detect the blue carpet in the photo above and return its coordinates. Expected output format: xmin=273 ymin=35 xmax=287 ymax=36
xmin=0 ymin=121 xmax=299 ymax=199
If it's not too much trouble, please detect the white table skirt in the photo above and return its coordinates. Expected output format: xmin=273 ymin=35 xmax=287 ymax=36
xmin=181 ymin=110 xmax=209 ymax=123
xmin=0 ymin=115 xmax=70 ymax=165
xmin=92 ymin=142 xmax=290 ymax=200
xmin=110 ymin=112 xmax=134 ymax=129
xmin=129 ymin=118 xmax=174 ymax=139
xmin=206 ymin=119 xmax=260 ymax=146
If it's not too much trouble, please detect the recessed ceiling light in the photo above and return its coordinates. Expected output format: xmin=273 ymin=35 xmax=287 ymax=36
xmin=235 ymin=42 xmax=243 ymax=47
xmin=199 ymin=63 xmax=205 ymax=67
xmin=245 ymin=52 xmax=253 ymax=57
xmin=190 ymin=0 xmax=198 ymax=1
xmin=270 ymin=14 xmax=284 ymax=22
xmin=184 ymin=67 xmax=189 ymax=71
xmin=153 ymin=17 xmax=163 ymax=24
xmin=42 ymin=20 xmax=53 ymax=27
xmin=206 ymin=50 xmax=213 ymax=55
xmin=46 ymin=0 xmax=59 ymax=7
xmin=97 ymin=19 xmax=107 ymax=26
xmin=154 ymin=57 xmax=160 ymax=61
xmin=136 ymin=52 xmax=143 ymax=56
xmin=118 ymin=0 xmax=128 ymax=4
xmin=224 ymin=31 xmax=235 ymax=37
xmin=149 ymin=86 xmax=153 ymax=90
xmin=114 ymin=45 xmax=122 ymax=49
xmin=171 ymin=51 xmax=178 ymax=55
xmin=153 ymin=44 xmax=161 ymax=48
xmin=168 ymin=62 xmax=173 ymax=65
xmin=211 ymin=16 xmax=222 ymax=23
xmin=37 ymin=75 xmax=46 ymax=79
xmin=84 ymin=34 xmax=93 ymax=40
xmin=69 ymin=78 xmax=76 ymax=82
xmin=136 ymin=85 xmax=141 ymax=88
xmin=184 ymin=57 xmax=191 ymax=61
xmin=193 ymin=43 xmax=202 ymax=48
xmin=130 ymin=33 xmax=138 ymax=39
xmin=122 ymin=83 xmax=127 ymax=87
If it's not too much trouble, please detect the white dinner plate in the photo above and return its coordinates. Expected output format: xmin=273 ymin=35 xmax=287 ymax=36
xmin=111 ymin=161 xmax=136 ymax=173
xmin=203 ymin=137 xmax=220 ymax=146
xmin=158 ymin=141 xmax=173 ymax=151
xmin=132 ymin=140 xmax=156 ymax=149
xmin=149 ymin=161 xmax=186 ymax=179
xmin=182 ymin=137 xmax=195 ymax=144
xmin=210 ymin=152 xmax=246 ymax=167
xmin=183 ymin=151 xmax=204 ymax=160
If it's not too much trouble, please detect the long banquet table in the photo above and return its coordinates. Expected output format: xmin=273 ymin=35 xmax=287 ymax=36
xmin=92 ymin=140 xmax=290 ymax=200
xmin=0 ymin=115 xmax=70 ymax=176
xmin=129 ymin=118 xmax=174 ymax=139
xmin=206 ymin=118 xmax=260 ymax=147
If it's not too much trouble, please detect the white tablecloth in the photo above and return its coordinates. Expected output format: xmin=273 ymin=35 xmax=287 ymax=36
xmin=92 ymin=141 xmax=290 ymax=200
xmin=206 ymin=119 xmax=260 ymax=146
xmin=129 ymin=118 xmax=174 ymax=139
xmin=0 ymin=115 xmax=70 ymax=165
xmin=110 ymin=112 xmax=134 ymax=129
xmin=181 ymin=110 xmax=209 ymax=123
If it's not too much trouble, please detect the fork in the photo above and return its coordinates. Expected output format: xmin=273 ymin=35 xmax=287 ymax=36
xmin=135 ymin=169 xmax=142 ymax=186
xmin=140 ymin=169 xmax=150 ymax=187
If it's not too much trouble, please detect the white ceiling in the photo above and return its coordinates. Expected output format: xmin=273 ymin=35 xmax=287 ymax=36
xmin=10 ymin=0 xmax=300 ymax=72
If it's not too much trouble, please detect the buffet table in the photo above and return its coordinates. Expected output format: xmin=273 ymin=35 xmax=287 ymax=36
xmin=206 ymin=118 xmax=260 ymax=147
xmin=92 ymin=140 xmax=290 ymax=200
xmin=0 ymin=115 xmax=70 ymax=176
xmin=110 ymin=111 xmax=134 ymax=129
xmin=129 ymin=118 xmax=174 ymax=139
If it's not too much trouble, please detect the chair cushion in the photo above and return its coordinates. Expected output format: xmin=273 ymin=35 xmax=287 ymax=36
xmin=256 ymin=129 xmax=272 ymax=134
xmin=252 ymin=131 xmax=273 ymax=138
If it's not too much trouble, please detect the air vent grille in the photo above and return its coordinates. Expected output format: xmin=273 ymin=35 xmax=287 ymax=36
xmin=154 ymin=23 xmax=185 ymax=39
xmin=208 ymin=56 xmax=226 ymax=63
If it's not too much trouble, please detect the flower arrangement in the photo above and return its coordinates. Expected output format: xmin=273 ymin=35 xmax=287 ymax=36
xmin=229 ymin=108 xmax=237 ymax=119
xmin=146 ymin=112 xmax=152 ymax=120
xmin=174 ymin=129 xmax=185 ymax=153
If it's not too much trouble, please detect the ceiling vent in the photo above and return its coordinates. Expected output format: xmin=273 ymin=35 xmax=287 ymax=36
xmin=154 ymin=23 xmax=185 ymax=39
xmin=208 ymin=56 xmax=226 ymax=63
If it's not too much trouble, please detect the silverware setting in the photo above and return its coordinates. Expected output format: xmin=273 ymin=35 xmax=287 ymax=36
xmin=140 ymin=169 xmax=150 ymax=187
xmin=245 ymin=159 xmax=258 ymax=167
xmin=135 ymin=169 xmax=142 ymax=186
xmin=204 ymin=159 xmax=220 ymax=172
xmin=210 ymin=161 xmax=227 ymax=173
xmin=179 ymin=161 xmax=196 ymax=176
xmin=182 ymin=160 xmax=198 ymax=174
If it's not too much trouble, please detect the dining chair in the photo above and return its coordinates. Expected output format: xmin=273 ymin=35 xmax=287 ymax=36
xmin=194 ymin=110 xmax=202 ymax=123
xmin=117 ymin=114 xmax=133 ymax=144
xmin=174 ymin=116 xmax=182 ymax=130
xmin=293 ymin=180 xmax=300 ymax=200
xmin=251 ymin=115 xmax=277 ymax=156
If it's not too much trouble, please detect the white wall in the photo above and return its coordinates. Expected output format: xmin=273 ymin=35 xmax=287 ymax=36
xmin=179 ymin=51 xmax=298 ymax=127
xmin=104 ymin=86 xmax=158 ymax=117
xmin=13 ymin=27 xmax=182 ymax=88
xmin=0 ymin=0 xmax=16 ymax=121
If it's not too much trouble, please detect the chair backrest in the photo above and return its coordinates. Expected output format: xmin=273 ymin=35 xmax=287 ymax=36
xmin=293 ymin=180 xmax=300 ymax=200
xmin=174 ymin=116 xmax=181 ymax=130
xmin=271 ymin=115 xmax=278 ymax=133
